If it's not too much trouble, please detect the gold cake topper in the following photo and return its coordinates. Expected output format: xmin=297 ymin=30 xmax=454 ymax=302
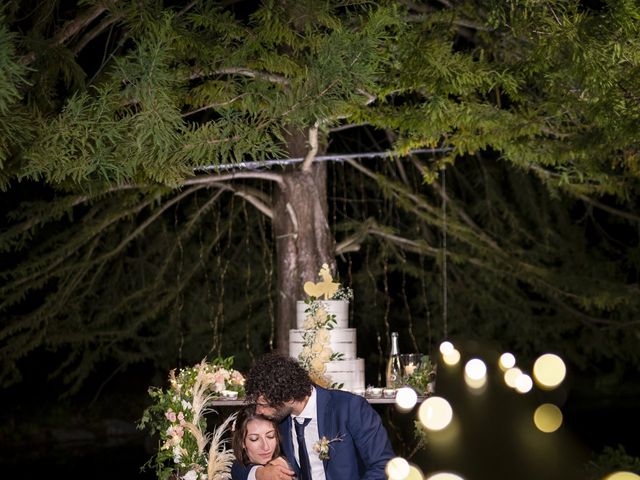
xmin=303 ymin=263 xmax=339 ymax=300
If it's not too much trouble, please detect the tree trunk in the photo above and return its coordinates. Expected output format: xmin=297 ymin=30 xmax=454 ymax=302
xmin=272 ymin=132 xmax=335 ymax=354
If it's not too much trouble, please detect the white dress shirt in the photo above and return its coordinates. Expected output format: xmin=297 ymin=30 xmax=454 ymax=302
xmin=292 ymin=386 xmax=326 ymax=480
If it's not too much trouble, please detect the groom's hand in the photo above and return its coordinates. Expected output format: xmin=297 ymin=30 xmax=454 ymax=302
xmin=256 ymin=457 xmax=295 ymax=480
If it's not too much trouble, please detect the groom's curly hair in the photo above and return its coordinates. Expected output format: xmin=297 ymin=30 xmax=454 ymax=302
xmin=245 ymin=352 xmax=312 ymax=405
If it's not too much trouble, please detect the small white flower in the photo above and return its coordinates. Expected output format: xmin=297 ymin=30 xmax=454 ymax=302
xmin=173 ymin=444 xmax=188 ymax=463
xmin=311 ymin=339 xmax=324 ymax=353
xmin=312 ymin=434 xmax=345 ymax=460
xmin=319 ymin=347 xmax=332 ymax=362
xmin=316 ymin=329 xmax=330 ymax=343
xmin=182 ymin=470 xmax=198 ymax=480
xmin=142 ymin=358 xmax=245 ymax=479
xmin=311 ymin=357 xmax=327 ymax=373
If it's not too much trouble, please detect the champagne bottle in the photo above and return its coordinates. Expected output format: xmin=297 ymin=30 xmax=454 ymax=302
xmin=386 ymin=332 xmax=402 ymax=388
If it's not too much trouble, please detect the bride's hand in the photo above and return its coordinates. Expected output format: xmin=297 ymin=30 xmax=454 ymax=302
xmin=267 ymin=456 xmax=292 ymax=470
xmin=256 ymin=457 xmax=295 ymax=480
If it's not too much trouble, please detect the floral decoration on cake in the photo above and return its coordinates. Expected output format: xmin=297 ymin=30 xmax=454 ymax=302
xmin=298 ymin=263 xmax=353 ymax=388
xmin=138 ymin=357 xmax=245 ymax=480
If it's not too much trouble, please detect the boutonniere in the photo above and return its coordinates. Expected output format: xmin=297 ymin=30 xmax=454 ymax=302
xmin=313 ymin=434 xmax=345 ymax=460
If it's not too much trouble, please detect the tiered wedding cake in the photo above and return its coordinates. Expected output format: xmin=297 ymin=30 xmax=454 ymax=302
xmin=289 ymin=264 xmax=365 ymax=391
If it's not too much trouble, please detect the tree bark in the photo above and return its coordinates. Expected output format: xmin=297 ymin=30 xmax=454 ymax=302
xmin=272 ymin=131 xmax=335 ymax=354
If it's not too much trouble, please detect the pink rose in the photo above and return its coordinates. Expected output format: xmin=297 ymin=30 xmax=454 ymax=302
xmin=231 ymin=371 xmax=245 ymax=385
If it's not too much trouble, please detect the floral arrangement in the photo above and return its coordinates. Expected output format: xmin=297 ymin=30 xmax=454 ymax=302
xmin=298 ymin=264 xmax=352 ymax=388
xmin=405 ymin=355 xmax=436 ymax=396
xmin=330 ymin=284 xmax=354 ymax=301
xmin=138 ymin=357 xmax=245 ymax=480
xmin=313 ymin=434 xmax=345 ymax=460
xmin=298 ymin=299 xmax=340 ymax=387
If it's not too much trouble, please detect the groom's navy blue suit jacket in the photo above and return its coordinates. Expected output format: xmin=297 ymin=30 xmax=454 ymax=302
xmin=231 ymin=385 xmax=394 ymax=480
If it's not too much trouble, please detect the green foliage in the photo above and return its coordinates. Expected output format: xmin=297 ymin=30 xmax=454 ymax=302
xmin=1 ymin=0 xmax=639 ymax=192
xmin=477 ymin=0 xmax=640 ymax=196
xmin=138 ymin=356 xmax=243 ymax=480
xmin=0 ymin=16 xmax=34 ymax=189
xmin=584 ymin=445 xmax=640 ymax=479
xmin=0 ymin=182 xmax=279 ymax=391
xmin=404 ymin=355 xmax=436 ymax=395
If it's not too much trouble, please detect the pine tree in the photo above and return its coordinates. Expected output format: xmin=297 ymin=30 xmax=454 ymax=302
xmin=0 ymin=0 xmax=638 ymax=399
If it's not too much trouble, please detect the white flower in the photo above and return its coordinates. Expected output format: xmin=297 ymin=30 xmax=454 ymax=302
xmin=297 ymin=297 xmax=339 ymax=387
xmin=315 ymin=307 xmax=327 ymax=321
xmin=312 ymin=434 xmax=345 ymax=460
xmin=182 ymin=470 xmax=198 ymax=480
xmin=311 ymin=338 xmax=324 ymax=353
xmin=311 ymin=357 xmax=327 ymax=373
xmin=231 ymin=370 xmax=245 ymax=385
xmin=319 ymin=347 xmax=332 ymax=362
xmin=316 ymin=329 xmax=330 ymax=343
xmin=173 ymin=444 xmax=183 ymax=463
xmin=141 ymin=357 xmax=244 ymax=479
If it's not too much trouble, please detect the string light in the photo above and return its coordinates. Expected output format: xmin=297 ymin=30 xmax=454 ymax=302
xmin=195 ymin=148 xmax=453 ymax=172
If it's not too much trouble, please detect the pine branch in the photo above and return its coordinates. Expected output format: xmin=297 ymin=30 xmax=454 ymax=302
xmin=71 ymin=13 xmax=121 ymax=55
xmin=335 ymin=217 xmax=440 ymax=256
xmin=575 ymin=194 xmax=640 ymax=223
xmin=425 ymin=174 xmax=501 ymax=251
xmin=191 ymin=67 xmax=290 ymax=86
xmin=183 ymin=171 xmax=284 ymax=186
xmin=206 ymin=181 xmax=274 ymax=219
xmin=301 ymin=123 xmax=319 ymax=172
xmin=20 ymin=1 xmax=116 ymax=66
xmin=344 ymin=157 xmax=622 ymax=309
xmin=182 ymin=94 xmax=249 ymax=117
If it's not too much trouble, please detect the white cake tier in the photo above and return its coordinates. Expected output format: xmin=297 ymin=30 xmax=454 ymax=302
xmin=325 ymin=358 xmax=365 ymax=392
xmin=288 ymin=328 xmax=357 ymax=360
xmin=296 ymin=300 xmax=349 ymax=329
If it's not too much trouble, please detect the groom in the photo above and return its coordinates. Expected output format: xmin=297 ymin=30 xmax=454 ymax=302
xmin=231 ymin=352 xmax=394 ymax=480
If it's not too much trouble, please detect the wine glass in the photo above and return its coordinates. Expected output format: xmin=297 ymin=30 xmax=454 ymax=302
xmin=399 ymin=353 xmax=423 ymax=381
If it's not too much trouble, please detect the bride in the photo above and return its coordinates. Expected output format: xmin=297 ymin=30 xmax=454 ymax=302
xmin=231 ymin=405 xmax=296 ymax=479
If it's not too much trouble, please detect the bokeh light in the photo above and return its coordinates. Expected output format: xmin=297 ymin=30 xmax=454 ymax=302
xmin=464 ymin=358 xmax=487 ymax=380
xmin=405 ymin=465 xmax=425 ymax=480
xmin=533 ymin=403 xmax=563 ymax=433
xmin=499 ymin=352 xmax=516 ymax=371
xmin=442 ymin=348 xmax=461 ymax=366
xmin=515 ymin=373 xmax=533 ymax=393
xmin=464 ymin=377 xmax=487 ymax=393
xmin=440 ymin=341 xmax=454 ymax=356
xmin=504 ymin=367 xmax=521 ymax=388
xmin=464 ymin=374 xmax=486 ymax=390
xmin=464 ymin=358 xmax=487 ymax=389
xmin=396 ymin=386 xmax=418 ymax=411
xmin=426 ymin=472 xmax=465 ymax=480
xmin=533 ymin=353 xmax=566 ymax=390
xmin=604 ymin=473 xmax=640 ymax=480
xmin=418 ymin=396 xmax=453 ymax=431
xmin=386 ymin=456 xmax=411 ymax=480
